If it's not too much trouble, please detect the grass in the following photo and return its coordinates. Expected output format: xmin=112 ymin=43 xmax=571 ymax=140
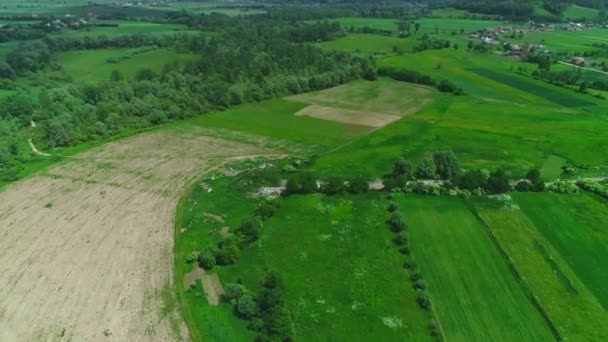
xmin=474 ymin=197 xmax=608 ymax=341
xmin=514 ymin=192 xmax=608 ymax=311
xmin=415 ymin=18 xmax=502 ymax=35
xmin=563 ymin=4 xmax=598 ymax=20
xmin=520 ymin=28 xmax=608 ymax=53
xmin=50 ymin=21 xmax=191 ymax=39
xmin=219 ymin=193 xmax=433 ymax=341
xmin=396 ymin=195 xmax=554 ymax=341
xmin=57 ymin=47 xmax=198 ymax=83
xmin=318 ymin=34 xmax=416 ymax=55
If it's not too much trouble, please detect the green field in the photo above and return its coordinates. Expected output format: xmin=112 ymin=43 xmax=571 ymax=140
xmin=475 ymin=198 xmax=608 ymax=341
xmin=564 ymin=4 xmax=599 ymax=20
xmin=515 ymin=192 xmax=608 ymax=311
xmin=176 ymin=177 xmax=435 ymax=340
xmin=396 ymin=196 xmax=553 ymax=341
xmin=318 ymin=34 xmax=416 ymax=54
xmin=49 ymin=21 xmax=192 ymax=38
xmin=57 ymin=47 xmax=197 ymax=82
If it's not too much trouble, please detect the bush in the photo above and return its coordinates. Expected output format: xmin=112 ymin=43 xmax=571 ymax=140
xmin=394 ymin=231 xmax=409 ymax=245
xmin=433 ymin=150 xmax=460 ymax=179
xmin=236 ymin=217 xmax=263 ymax=243
xmin=256 ymin=200 xmax=281 ymax=220
xmin=414 ymin=279 xmax=427 ymax=290
xmin=223 ymin=283 xmax=248 ymax=302
xmin=415 ymin=155 xmax=437 ymax=179
xmin=547 ymin=180 xmax=579 ymax=194
xmin=486 ymin=168 xmax=510 ymax=194
xmin=417 ymin=293 xmax=432 ymax=310
xmin=515 ymin=180 xmax=533 ymax=192
xmin=387 ymin=202 xmax=399 ymax=212
xmin=236 ymin=294 xmax=259 ymax=319
xmin=322 ymin=176 xmax=346 ymax=195
xmin=409 ymin=270 xmax=422 ymax=282
xmin=399 ymin=246 xmax=410 ymax=254
xmin=403 ymin=260 xmax=416 ymax=269
xmin=348 ymin=176 xmax=369 ymax=194
xmin=198 ymin=247 xmax=216 ymax=270
xmin=452 ymin=170 xmax=488 ymax=190
xmin=387 ymin=212 xmax=407 ymax=232
xmin=215 ymin=237 xmax=241 ymax=265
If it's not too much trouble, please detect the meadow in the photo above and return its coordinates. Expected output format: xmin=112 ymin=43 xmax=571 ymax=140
xmin=396 ymin=196 xmax=553 ymax=341
xmin=57 ymin=47 xmax=198 ymax=82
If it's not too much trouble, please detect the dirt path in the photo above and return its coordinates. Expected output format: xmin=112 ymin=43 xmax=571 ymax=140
xmin=0 ymin=130 xmax=279 ymax=341
xmin=28 ymin=138 xmax=52 ymax=157
xmin=558 ymin=61 xmax=608 ymax=76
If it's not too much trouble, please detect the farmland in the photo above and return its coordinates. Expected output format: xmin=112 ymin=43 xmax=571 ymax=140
xmin=2 ymin=2 xmax=608 ymax=342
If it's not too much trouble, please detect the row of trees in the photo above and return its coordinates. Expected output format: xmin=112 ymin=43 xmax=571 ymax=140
xmin=283 ymin=172 xmax=370 ymax=196
xmin=378 ymin=66 xmax=464 ymax=95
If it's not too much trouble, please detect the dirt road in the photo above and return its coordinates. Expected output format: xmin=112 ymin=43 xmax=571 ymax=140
xmin=0 ymin=129 xmax=276 ymax=341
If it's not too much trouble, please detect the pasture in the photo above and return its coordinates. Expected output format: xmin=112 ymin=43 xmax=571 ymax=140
xmin=475 ymin=198 xmax=608 ymax=341
xmin=514 ymin=192 xmax=608 ymax=311
xmin=176 ymin=189 xmax=434 ymax=341
xmin=57 ymin=47 xmax=198 ymax=82
xmin=396 ymin=196 xmax=553 ymax=341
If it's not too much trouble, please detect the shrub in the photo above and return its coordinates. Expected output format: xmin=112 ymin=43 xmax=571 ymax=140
xmin=223 ymin=283 xmax=248 ymax=302
xmin=433 ymin=150 xmax=460 ymax=179
xmin=236 ymin=294 xmax=259 ymax=319
xmin=515 ymin=180 xmax=533 ymax=192
xmin=415 ymin=155 xmax=437 ymax=179
xmin=409 ymin=270 xmax=422 ymax=282
xmin=215 ymin=237 xmax=241 ymax=265
xmin=399 ymin=246 xmax=410 ymax=254
xmin=198 ymin=247 xmax=216 ymax=270
xmin=417 ymin=293 xmax=432 ymax=310
xmin=236 ymin=217 xmax=263 ymax=243
xmin=403 ymin=260 xmax=416 ymax=269
xmin=486 ymin=168 xmax=510 ymax=194
xmin=394 ymin=231 xmax=409 ymax=245
xmin=547 ymin=180 xmax=579 ymax=194
xmin=186 ymin=251 xmax=200 ymax=264
xmin=322 ymin=176 xmax=346 ymax=195
xmin=387 ymin=202 xmax=399 ymax=212
xmin=387 ymin=212 xmax=407 ymax=232
xmin=248 ymin=318 xmax=264 ymax=331
xmin=414 ymin=279 xmax=427 ymax=290
xmin=348 ymin=176 xmax=369 ymax=194
xmin=452 ymin=170 xmax=488 ymax=190
xmin=256 ymin=200 xmax=280 ymax=220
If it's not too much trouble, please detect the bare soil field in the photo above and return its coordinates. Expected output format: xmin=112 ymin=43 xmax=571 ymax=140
xmin=0 ymin=129 xmax=277 ymax=342
xmin=288 ymin=79 xmax=436 ymax=128
xmin=294 ymin=104 xmax=401 ymax=127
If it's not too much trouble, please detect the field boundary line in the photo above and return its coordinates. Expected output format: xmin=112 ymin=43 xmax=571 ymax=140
xmin=466 ymin=202 xmax=562 ymax=342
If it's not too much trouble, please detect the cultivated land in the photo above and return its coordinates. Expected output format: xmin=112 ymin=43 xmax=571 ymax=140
xmin=0 ymin=127 xmax=280 ymax=341
xmin=397 ymin=196 xmax=554 ymax=341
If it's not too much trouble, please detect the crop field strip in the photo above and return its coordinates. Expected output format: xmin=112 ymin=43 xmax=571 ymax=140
xmin=396 ymin=196 xmax=554 ymax=341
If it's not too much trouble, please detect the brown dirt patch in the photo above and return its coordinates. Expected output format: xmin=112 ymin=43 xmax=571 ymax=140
xmin=184 ymin=265 xmax=204 ymax=289
xmin=220 ymin=226 xmax=230 ymax=236
xmin=295 ymin=104 xmax=401 ymax=127
xmin=203 ymin=212 xmax=224 ymax=223
xmin=201 ymin=273 xmax=225 ymax=306
xmin=0 ymin=129 xmax=276 ymax=341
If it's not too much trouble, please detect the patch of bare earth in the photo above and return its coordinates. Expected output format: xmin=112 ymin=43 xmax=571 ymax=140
xmin=295 ymin=104 xmax=401 ymax=127
xmin=0 ymin=130 xmax=276 ymax=341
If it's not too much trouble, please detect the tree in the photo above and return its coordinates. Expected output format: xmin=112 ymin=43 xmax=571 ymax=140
xmin=236 ymin=217 xmax=263 ymax=243
xmin=526 ymin=168 xmax=545 ymax=192
xmin=135 ymin=68 xmax=157 ymax=81
xmin=198 ymin=247 xmax=216 ymax=270
xmin=486 ymin=168 xmax=510 ymax=194
xmin=110 ymin=70 xmax=124 ymax=82
xmin=415 ymin=155 xmax=436 ymax=179
xmin=392 ymin=159 xmax=413 ymax=186
xmin=322 ymin=177 xmax=346 ymax=195
xmin=223 ymin=283 xmax=248 ymax=302
xmin=236 ymin=295 xmax=258 ymax=319
xmin=387 ymin=212 xmax=406 ymax=232
xmin=433 ymin=150 xmax=460 ymax=179
xmin=215 ymin=237 xmax=240 ymax=265
xmin=348 ymin=176 xmax=369 ymax=194
xmin=453 ymin=170 xmax=488 ymax=190
xmin=414 ymin=22 xmax=421 ymax=34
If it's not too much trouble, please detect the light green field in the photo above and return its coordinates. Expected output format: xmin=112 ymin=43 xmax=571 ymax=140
xmin=475 ymin=198 xmax=608 ymax=341
xmin=521 ymin=28 xmax=608 ymax=53
xmin=415 ymin=18 xmax=502 ymax=35
xmin=397 ymin=196 xmax=554 ymax=341
xmin=50 ymin=21 xmax=192 ymax=38
xmin=318 ymin=34 xmax=416 ymax=54
xmin=57 ymin=47 xmax=197 ymax=82
xmin=514 ymin=192 xmax=608 ymax=311
xmin=564 ymin=4 xmax=599 ymax=20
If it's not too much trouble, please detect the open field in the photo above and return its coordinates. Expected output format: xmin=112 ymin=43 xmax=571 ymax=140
xmin=514 ymin=192 xmax=608 ymax=311
xmin=564 ymin=4 xmax=598 ymax=20
xmin=474 ymin=198 xmax=608 ymax=341
xmin=0 ymin=127 xmax=282 ymax=341
xmin=57 ymin=47 xmax=198 ymax=82
xmin=396 ymin=196 xmax=553 ymax=341
xmin=177 ymin=189 xmax=434 ymax=341
xmin=318 ymin=34 xmax=416 ymax=54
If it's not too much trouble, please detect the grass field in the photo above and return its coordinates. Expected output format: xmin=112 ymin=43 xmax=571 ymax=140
xmin=57 ymin=47 xmax=197 ymax=82
xmin=318 ymin=34 xmax=416 ymax=54
xmin=396 ymin=196 xmax=553 ymax=341
xmin=563 ymin=4 xmax=598 ymax=20
xmin=474 ymin=198 xmax=608 ymax=341
xmin=49 ymin=21 xmax=192 ymax=38
xmin=521 ymin=28 xmax=608 ymax=53
xmin=177 ymin=188 xmax=435 ymax=341
xmin=514 ymin=192 xmax=608 ymax=311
